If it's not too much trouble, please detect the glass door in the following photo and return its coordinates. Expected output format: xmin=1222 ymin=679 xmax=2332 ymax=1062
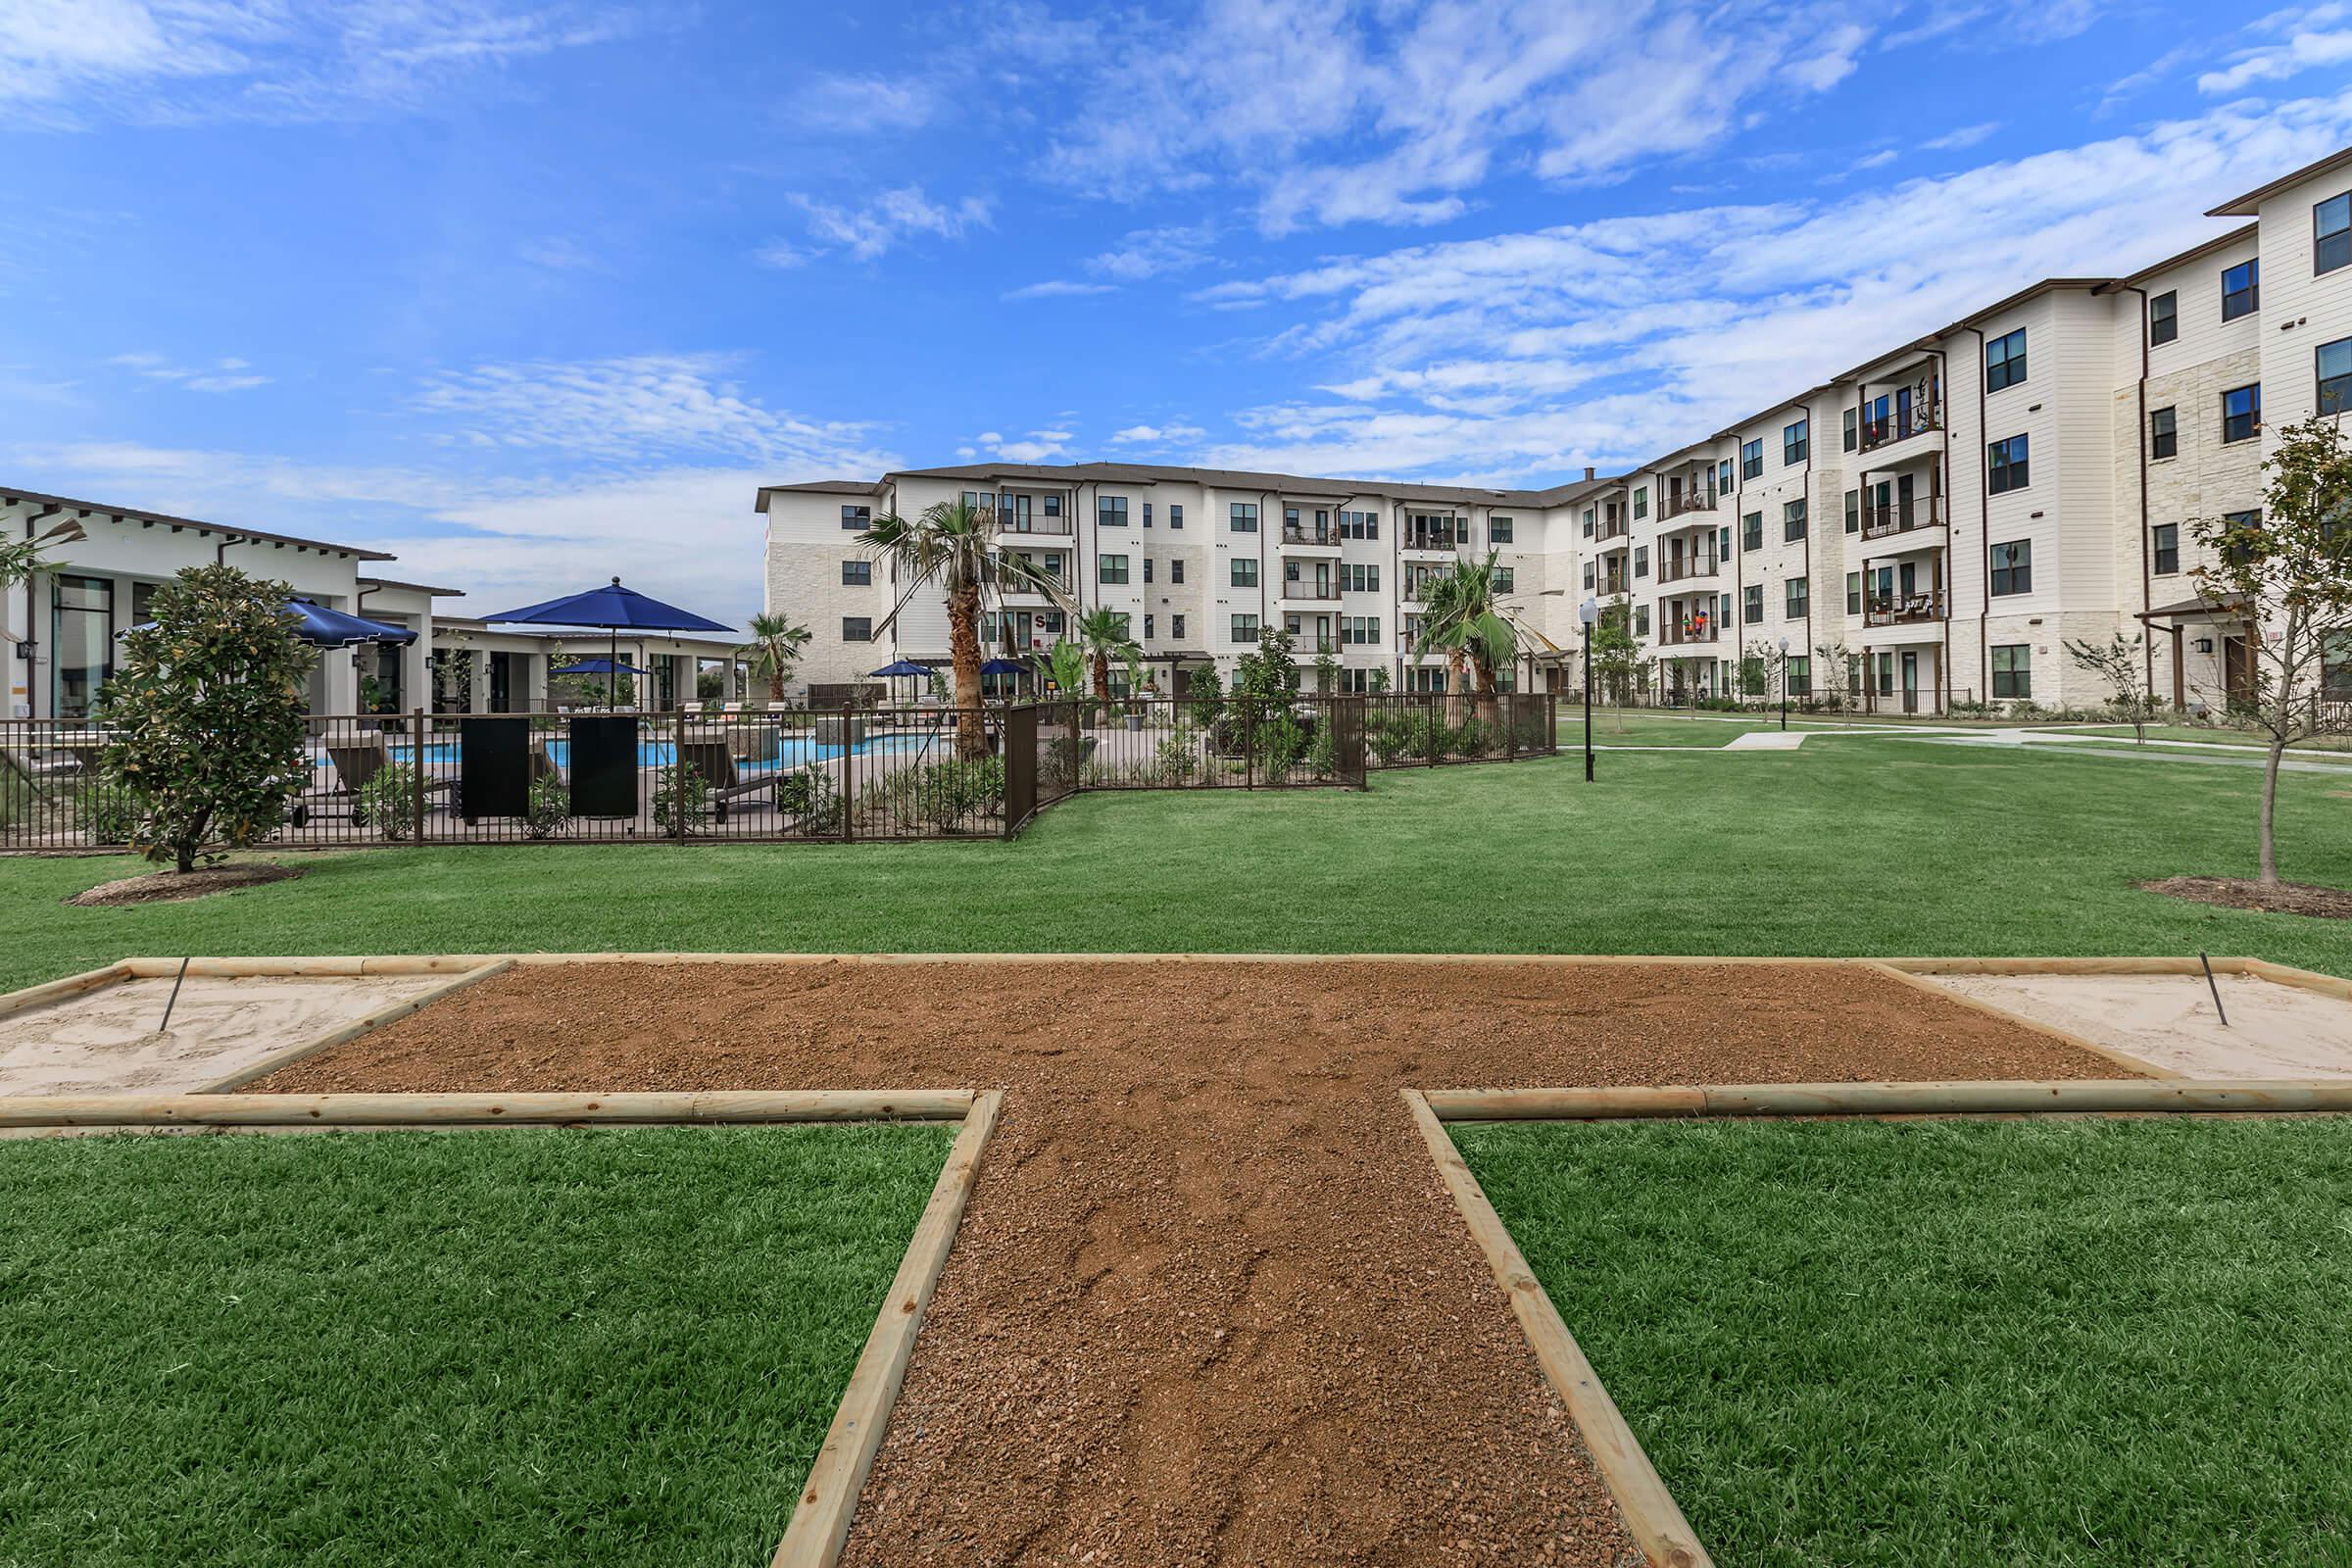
xmin=52 ymin=574 xmax=113 ymax=720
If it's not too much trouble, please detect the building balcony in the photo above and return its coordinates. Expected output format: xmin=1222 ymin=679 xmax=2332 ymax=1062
xmin=1656 ymin=557 xmax=1722 ymax=584
xmin=1281 ymin=523 xmax=1343 ymax=549
xmin=1656 ymin=620 xmax=1722 ymax=647
xmin=1858 ymin=405 xmax=1944 ymax=455
xmin=1858 ymin=499 xmax=1947 ymax=542
xmin=1864 ymin=594 xmax=1947 ymax=627
xmin=1596 ymin=574 xmax=1630 ymax=597
xmin=1401 ymin=531 xmax=1463 ymax=554
xmin=1280 ymin=582 xmax=1342 ymax=602
xmin=991 ymin=514 xmax=1074 ymax=538
xmin=1659 ymin=492 xmax=1718 ymax=521
xmin=1595 ymin=519 xmax=1630 ymax=542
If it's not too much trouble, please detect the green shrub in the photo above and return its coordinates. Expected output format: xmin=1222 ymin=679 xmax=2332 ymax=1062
xmin=776 ymin=769 xmax=843 ymax=835
xmin=74 ymin=784 xmax=140 ymax=845
xmin=355 ymin=764 xmax=421 ymax=841
xmin=652 ymin=761 xmax=709 ymax=835
xmin=1151 ymin=727 xmax=1200 ymax=785
xmin=1259 ymin=710 xmax=1308 ymax=778
xmin=522 ymin=774 xmax=571 ymax=841
xmin=1307 ymin=719 xmax=1337 ymax=779
xmin=859 ymin=759 xmax=1004 ymax=831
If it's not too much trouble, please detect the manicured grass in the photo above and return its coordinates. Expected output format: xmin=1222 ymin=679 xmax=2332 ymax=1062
xmin=2050 ymin=722 xmax=2352 ymax=754
xmin=3 ymin=739 xmax=2348 ymax=993
xmin=1454 ymin=1116 xmax=2352 ymax=1566
xmin=0 ymin=1125 xmax=952 ymax=1567
xmin=1583 ymin=713 xmax=1849 ymax=746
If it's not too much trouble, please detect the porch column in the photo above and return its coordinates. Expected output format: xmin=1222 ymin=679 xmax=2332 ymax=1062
xmin=525 ymin=652 xmax=550 ymax=712
xmin=2170 ymin=626 xmax=2184 ymax=710
xmin=466 ymin=650 xmax=489 ymax=714
xmin=318 ymin=649 xmax=360 ymax=715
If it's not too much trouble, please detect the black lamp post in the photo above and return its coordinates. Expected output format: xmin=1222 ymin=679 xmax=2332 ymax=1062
xmin=1580 ymin=595 xmax=1599 ymax=782
xmin=1778 ymin=635 xmax=1790 ymax=731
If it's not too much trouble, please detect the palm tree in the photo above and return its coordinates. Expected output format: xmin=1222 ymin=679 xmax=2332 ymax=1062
xmin=740 ymin=612 xmax=810 ymax=704
xmin=1414 ymin=552 xmax=1519 ymax=726
xmin=1073 ymin=608 xmax=1142 ymax=711
xmin=860 ymin=499 xmax=1067 ymax=760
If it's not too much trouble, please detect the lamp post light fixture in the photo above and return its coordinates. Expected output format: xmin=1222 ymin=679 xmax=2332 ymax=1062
xmin=1778 ymin=635 xmax=1790 ymax=731
xmin=1579 ymin=595 xmax=1599 ymax=782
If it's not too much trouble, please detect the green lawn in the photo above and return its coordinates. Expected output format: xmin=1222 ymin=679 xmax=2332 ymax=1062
xmin=1455 ymin=1117 xmax=2352 ymax=1567
xmin=3 ymin=740 xmax=2348 ymax=994
xmin=0 ymin=1125 xmax=951 ymax=1568
xmin=1583 ymin=713 xmax=1849 ymax=746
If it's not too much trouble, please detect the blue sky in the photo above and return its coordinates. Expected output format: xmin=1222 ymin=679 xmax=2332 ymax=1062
xmin=7 ymin=0 xmax=2352 ymax=625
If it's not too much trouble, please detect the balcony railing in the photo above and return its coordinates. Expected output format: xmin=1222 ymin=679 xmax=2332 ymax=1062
xmin=1595 ymin=519 xmax=1629 ymax=541
xmin=1402 ymin=530 xmax=1462 ymax=552
xmin=989 ymin=510 xmax=1074 ymax=536
xmin=1659 ymin=492 xmax=1718 ymax=521
xmin=1598 ymin=575 xmax=1629 ymax=596
xmin=1864 ymin=594 xmax=1947 ymax=626
xmin=1859 ymin=499 xmax=1947 ymax=541
xmin=1859 ymin=405 xmax=1943 ymax=452
xmin=1282 ymin=524 xmax=1340 ymax=546
xmin=1280 ymin=582 xmax=1342 ymax=601
xmin=1656 ymin=620 xmax=1722 ymax=646
xmin=1656 ymin=557 xmax=1722 ymax=584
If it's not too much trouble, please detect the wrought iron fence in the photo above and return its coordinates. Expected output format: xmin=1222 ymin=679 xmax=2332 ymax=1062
xmin=2 ymin=691 xmax=1557 ymax=853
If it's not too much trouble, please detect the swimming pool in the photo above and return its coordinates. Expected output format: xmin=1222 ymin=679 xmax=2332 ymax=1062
xmin=323 ymin=733 xmax=939 ymax=771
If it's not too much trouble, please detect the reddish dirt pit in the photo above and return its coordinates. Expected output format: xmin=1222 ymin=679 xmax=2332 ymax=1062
xmin=259 ymin=958 xmax=2121 ymax=1568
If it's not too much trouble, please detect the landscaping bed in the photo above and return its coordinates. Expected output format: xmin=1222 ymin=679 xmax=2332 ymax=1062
xmin=0 ymin=1124 xmax=951 ymax=1567
xmin=1456 ymin=1115 xmax=2352 ymax=1566
xmin=251 ymin=956 xmax=2117 ymax=1567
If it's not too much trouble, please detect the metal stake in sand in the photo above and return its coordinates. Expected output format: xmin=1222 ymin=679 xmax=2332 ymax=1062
xmin=156 ymin=956 xmax=192 ymax=1036
xmin=2199 ymin=951 xmax=2230 ymax=1027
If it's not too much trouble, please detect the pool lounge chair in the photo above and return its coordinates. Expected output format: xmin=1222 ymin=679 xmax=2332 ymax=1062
xmin=319 ymin=738 xmax=460 ymax=823
xmin=678 ymin=739 xmax=774 ymax=823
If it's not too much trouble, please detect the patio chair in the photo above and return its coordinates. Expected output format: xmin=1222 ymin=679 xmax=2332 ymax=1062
xmin=320 ymin=738 xmax=460 ymax=824
xmin=678 ymin=739 xmax=774 ymax=823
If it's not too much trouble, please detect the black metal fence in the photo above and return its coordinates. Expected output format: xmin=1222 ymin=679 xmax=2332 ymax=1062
xmin=2 ymin=692 xmax=1557 ymax=853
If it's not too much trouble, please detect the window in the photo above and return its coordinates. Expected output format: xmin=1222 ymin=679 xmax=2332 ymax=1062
xmin=1171 ymin=559 xmax=1186 ymax=584
xmin=841 ymin=560 xmax=870 ymax=585
xmin=1845 ymin=571 xmax=1862 ymax=615
xmin=2222 ymin=259 xmax=2259 ymax=321
xmin=1229 ymin=502 xmax=1258 ymax=532
xmin=841 ymin=504 xmax=870 ymax=530
xmin=1344 ymin=563 xmax=1379 ymax=592
xmin=1844 ymin=489 xmax=1859 ymax=534
xmin=1990 ymin=644 xmax=2032 ymax=700
xmin=2149 ymin=406 xmax=2178 ymax=461
xmin=2152 ymin=522 xmax=2180 ymax=576
xmin=1342 ymin=615 xmax=1382 ymax=646
xmin=2320 ymin=337 xmax=2352 ymax=414
xmin=1783 ymin=417 xmax=1809 ymax=464
xmin=1284 ymin=507 xmax=1300 ymax=536
xmin=1787 ymin=656 xmax=1811 ymax=696
xmin=1742 ymin=511 xmax=1762 ymax=552
xmin=2319 ymin=192 xmax=2352 ymax=275
xmin=2221 ymin=383 xmax=2261 ymax=444
xmin=1740 ymin=438 xmax=1763 ymax=479
xmin=1842 ymin=408 xmax=1858 ymax=452
xmin=1144 ymin=558 xmax=1154 ymax=583
xmin=1340 ymin=509 xmax=1379 ymax=539
xmin=1099 ymin=495 xmax=1129 ymax=528
xmin=1490 ymin=515 xmax=1513 ymax=544
xmin=841 ymin=616 xmax=871 ymax=642
xmin=1171 ymin=613 xmax=1186 ymax=639
xmin=1786 ymin=577 xmax=1808 ymax=617
xmin=1230 ymin=613 xmax=1258 ymax=642
xmin=2328 ymin=633 xmax=2352 ymax=702
xmin=1633 ymin=486 xmax=1649 ymax=519
xmin=2223 ymin=510 xmax=2264 ymax=566
xmin=1582 ymin=562 xmax=1594 ymax=589
xmin=1043 ymin=494 xmax=1062 ymax=517
xmin=50 ymin=573 xmax=112 ymax=718
xmin=1169 ymin=504 xmax=1184 ymax=529
xmin=1988 ymin=433 xmax=2031 ymax=494
xmin=1634 ymin=607 xmax=1650 ymax=636
xmin=1783 ymin=499 xmax=1807 ymax=541
xmin=1230 ymin=558 xmax=1257 ymax=587
xmin=1990 ymin=539 xmax=2033 ymax=596
xmin=1634 ymin=546 xmax=1649 ymax=578
xmin=2150 ymin=290 xmax=2179 ymax=346
xmin=1742 ymin=586 xmax=1763 ymax=624
xmin=1984 ymin=328 xmax=2027 ymax=392
xmin=1717 ymin=459 xmax=1734 ymax=494
xmin=1143 ymin=502 xmax=1153 ymax=528
xmin=1581 ymin=509 xmax=1594 ymax=538
xmin=1099 ymin=554 xmax=1129 ymax=584
xmin=1144 ymin=614 xmax=1153 ymax=640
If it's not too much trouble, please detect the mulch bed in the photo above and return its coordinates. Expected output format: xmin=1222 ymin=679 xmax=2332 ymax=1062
xmin=2136 ymin=875 xmax=2352 ymax=920
xmin=67 ymin=862 xmax=303 ymax=907
xmin=256 ymin=958 xmax=2119 ymax=1568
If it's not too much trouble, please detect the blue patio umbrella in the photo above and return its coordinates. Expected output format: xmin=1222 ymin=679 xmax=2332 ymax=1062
xmin=121 ymin=597 xmax=417 ymax=648
xmin=482 ymin=576 xmax=734 ymax=709
xmin=869 ymin=658 xmax=932 ymax=704
xmin=978 ymin=658 xmax=1026 ymax=674
xmin=559 ymin=658 xmax=649 ymax=675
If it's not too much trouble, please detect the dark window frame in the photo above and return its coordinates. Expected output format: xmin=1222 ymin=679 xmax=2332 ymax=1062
xmin=1988 ymin=433 xmax=2031 ymax=494
xmin=1990 ymin=644 xmax=2032 ymax=700
xmin=2222 ymin=258 xmax=2260 ymax=321
xmin=1989 ymin=539 xmax=2033 ymax=597
xmin=2221 ymin=382 xmax=2261 ymax=444
xmin=840 ymin=560 xmax=870 ymax=585
xmin=2319 ymin=191 xmax=2352 ymax=276
xmin=1984 ymin=327 xmax=2027 ymax=392
xmin=2149 ymin=405 xmax=2178 ymax=461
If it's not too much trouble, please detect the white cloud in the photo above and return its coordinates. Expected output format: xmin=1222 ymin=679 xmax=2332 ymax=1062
xmin=0 ymin=0 xmax=646 ymax=129
xmin=108 ymin=352 xmax=271 ymax=392
xmin=1189 ymin=87 xmax=2352 ymax=479
xmin=1002 ymin=279 xmax=1118 ymax=300
xmin=2200 ymin=3 xmax=2352 ymax=93
xmin=1110 ymin=423 xmax=1206 ymax=444
xmin=1927 ymin=122 xmax=2001 ymax=151
xmin=774 ymin=185 xmax=992 ymax=263
xmin=1087 ymin=222 xmax=1218 ymax=280
xmin=967 ymin=427 xmax=1075 ymax=464
xmin=409 ymin=353 xmax=890 ymax=468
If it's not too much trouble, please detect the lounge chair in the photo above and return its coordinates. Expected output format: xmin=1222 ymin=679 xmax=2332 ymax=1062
xmin=678 ymin=739 xmax=774 ymax=823
xmin=319 ymin=738 xmax=460 ymax=824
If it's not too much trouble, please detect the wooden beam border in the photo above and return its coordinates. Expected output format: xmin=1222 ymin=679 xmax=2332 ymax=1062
xmin=196 ymin=959 xmax=518 ymax=1092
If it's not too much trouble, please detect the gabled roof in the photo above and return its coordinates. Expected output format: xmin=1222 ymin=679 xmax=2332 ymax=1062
xmin=359 ymin=576 xmax=466 ymax=597
xmin=756 ymin=479 xmax=883 ymax=503
xmin=2209 ymin=145 xmax=2352 ymax=216
xmin=1 ymin=486 xmax=397 ymax=561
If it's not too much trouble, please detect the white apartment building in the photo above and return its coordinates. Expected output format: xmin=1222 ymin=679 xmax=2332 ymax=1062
xmin=753 ymin=145 xmax=2344 ymax=716
xmin=759 ymin=468 xmax=1613 ymax=701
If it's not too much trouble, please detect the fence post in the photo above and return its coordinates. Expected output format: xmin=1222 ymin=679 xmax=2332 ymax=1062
xmin=840 ymin=702 xmax=855 ymax=842
xmin=672 ymin=707 xmax=687 ymax=843
xmin=1243 ymin=697 xmax=1256 ymax=789
xmin=1426 ymin=693 xmax=1440 ymax=767
xmin=411 ymin=708 xmax=427 ymax=841
xmin=1506 ymin=692 xmax=1519 ymax=761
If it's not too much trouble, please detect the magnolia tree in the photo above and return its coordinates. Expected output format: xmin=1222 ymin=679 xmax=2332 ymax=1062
xmin=2190 ymin=415 xmax=2352 ymax=885
xmin=96 ymin=564 xmax=312 ymax=873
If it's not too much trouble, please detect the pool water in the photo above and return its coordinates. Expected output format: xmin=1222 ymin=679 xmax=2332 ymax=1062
xmin=324 ymin=733 xmax=936 ymax=771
